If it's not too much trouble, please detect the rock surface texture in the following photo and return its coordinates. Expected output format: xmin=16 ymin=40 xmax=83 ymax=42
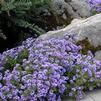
xmin=51 ymin=0 xmax=91 ymax=19
xmin=39 ymin=14 xmax=101 ymax=47
xmin=39 ymin=14 xmax=101 ymax=60
xmin=80 ymin=90 xmax=101 ymax=101
xmin=95 ymin=51 xmax=101 ymax=60
xmin=64 ymin=90 xmax=101 ymax=101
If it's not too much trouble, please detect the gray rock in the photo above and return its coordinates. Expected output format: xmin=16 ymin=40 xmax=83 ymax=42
xmin=51 ymin=0 xmax=91 ymax=19
xmin=63 ymin=89 xmax=101 ymax=101
xmin=80 ymin=89 xmax=101 ymax=101
xmin=95 ymin=51 xmax=101 ymax=60
xmin=39 ymin=14 xmax=101 ymax=47
xmin=69 ymin=0 xmax=91 ymax=18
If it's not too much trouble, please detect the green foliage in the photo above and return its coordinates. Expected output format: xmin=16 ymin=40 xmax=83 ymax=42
xmin=0 ymin=0 xmax=67 ymax=53
xmin=0 ymin=0 xmax=46 ymax=39
xmin=32 ymin=0 xmax=50 ymax=6
xmin=17 ymin=48 xmax=29 ymax=63
xmin=4 ymin=56 xmax=17 ymax=69
xmin=3 ymin=48 xmax=29 ymax=72
xmin=0 ymin=0 xmax=64 ymax=41
xmin=0 ymin=0 xmax=32 ymax=11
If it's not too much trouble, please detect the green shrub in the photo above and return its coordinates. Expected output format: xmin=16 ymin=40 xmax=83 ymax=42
xmin=0 ymin=0 xmax=48 ymax=39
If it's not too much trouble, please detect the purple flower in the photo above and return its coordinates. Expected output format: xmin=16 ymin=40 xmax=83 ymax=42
xmin=88 ymin=0 xmax=101 ymax=12
xmin=0 ymin=34 xmax=101 ymax=101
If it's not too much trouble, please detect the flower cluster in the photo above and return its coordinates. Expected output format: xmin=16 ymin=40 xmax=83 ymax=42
xmin=88 ymin=0 xmax=101 ymax=12
xmin=0 ymin=34 xmax=101 ymax=101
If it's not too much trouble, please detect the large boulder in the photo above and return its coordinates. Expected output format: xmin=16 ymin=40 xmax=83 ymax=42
xmin=39 ymin=14 xmax=101 ymax=60
xmin=51 ymin=0 xmax=91 ymax=19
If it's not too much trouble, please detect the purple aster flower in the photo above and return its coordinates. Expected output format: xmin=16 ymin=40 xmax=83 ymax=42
xmin=88 ymin=0 xmax=101 ymax=12
xmin=0 ymin=34 xmax=101 ymax=101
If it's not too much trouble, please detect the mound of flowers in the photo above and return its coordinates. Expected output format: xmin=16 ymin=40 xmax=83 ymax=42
xmin=88 ymin=0 xmax=101 ymax=12
xmin=0 ymin=34 xmax=101 ymax=101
